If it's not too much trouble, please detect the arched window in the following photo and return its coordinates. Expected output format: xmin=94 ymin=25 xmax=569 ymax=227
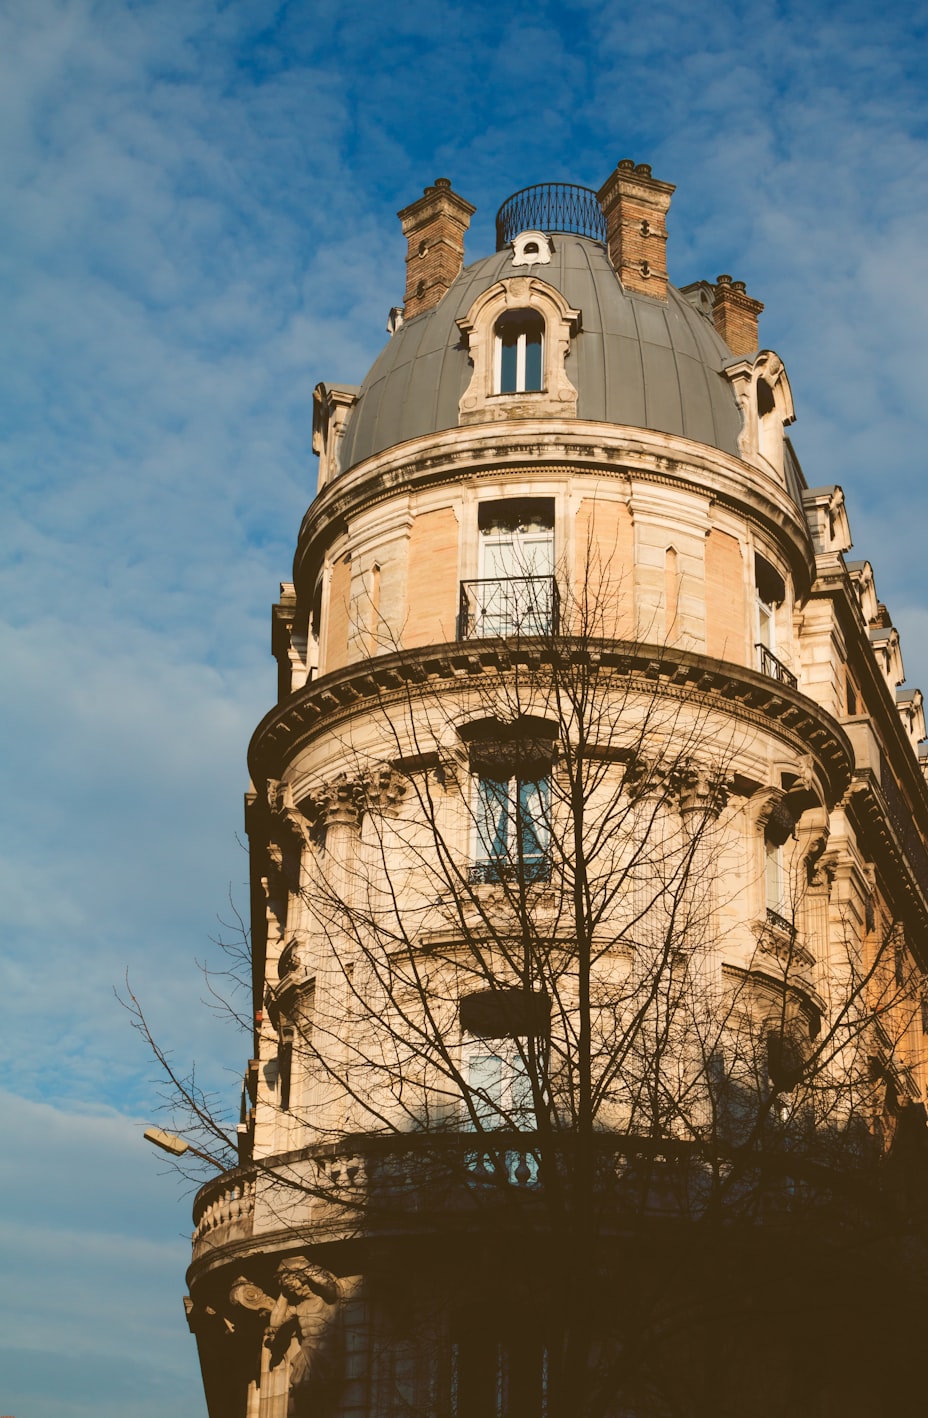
xmin=493 ymin=309 xmax=544 ymax=394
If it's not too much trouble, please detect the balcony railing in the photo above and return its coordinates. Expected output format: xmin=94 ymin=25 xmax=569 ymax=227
xmin=495 ymin=183 xmax=607 ymax=249
xmin=756 ymin=643 xmax=798 ymax=688
xmin=766 ymin=907 xmax=796 ymax=936
xmin=459 ymin=576 xmax=559 ymax=640
xmin=469 ymin=855 xmax=552 ymax=886
xmin=192 ymin=1167 xmax=256 ymax=1256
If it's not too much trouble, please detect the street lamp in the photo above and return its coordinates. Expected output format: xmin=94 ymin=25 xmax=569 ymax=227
xmin=144 ymin=1126 xmax=227 ymax=1170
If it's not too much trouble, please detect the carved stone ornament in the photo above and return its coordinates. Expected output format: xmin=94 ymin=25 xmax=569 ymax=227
xmin=456 ymin=276 xmax=581 ymax=424
xmin=468 ymin=736 xmax=557 ymax=780
xmin=676 ymin=762 xmax=731 ymax=817
xmin=230 ymin=1276 xmax=275 ymax=1314
xmin=266 ymin=1258 xmax=341 ymax=1402
xmin=362 ymin=765 xmax=409 ymax=814
xmin=267 ymin=777 xmax=314 ymax=847
xmin=303 ymin=774 xmax=366 ymax=832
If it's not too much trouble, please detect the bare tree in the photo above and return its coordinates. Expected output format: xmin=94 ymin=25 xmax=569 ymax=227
xmin=132 ymin=557 xmax=928 ymax=1418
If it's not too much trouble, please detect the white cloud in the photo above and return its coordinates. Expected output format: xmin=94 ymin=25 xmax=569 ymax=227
xmin=0 ymin=1091 xmax=204 ymax=1415
xmin=2 ymin=0 xmax=926 ymax=1413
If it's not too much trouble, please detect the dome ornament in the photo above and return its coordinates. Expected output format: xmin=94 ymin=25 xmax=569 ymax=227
xmin=510 ymin=230 xmax=553 ymax=267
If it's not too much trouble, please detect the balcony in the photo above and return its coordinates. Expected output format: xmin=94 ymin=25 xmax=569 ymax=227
xmin=756 ymin=643 xmax=797 ymax=688
xmin=192 ymin=1167 xmax=256 ymax=1258
xmin=458 ymin=576 xmax=559 ymax=640
xmin=469 ymin=856 xmax=551 ymax=886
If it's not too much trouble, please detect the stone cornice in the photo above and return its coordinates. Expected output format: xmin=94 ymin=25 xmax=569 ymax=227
xmin=248 ymin=639 xmax=853 ymax=806
xmin=847 ymin=771 xmax=928 ymax=946
xmin=808 ymin=554 xmax=928 ymax=835
xmin=293 ymin=421 xmax=815 ymax=600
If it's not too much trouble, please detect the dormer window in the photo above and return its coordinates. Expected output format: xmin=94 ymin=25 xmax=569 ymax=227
xmin=494 ymin=310 xmax=544 ymax=394
xmin=457 ymin=277 xmax=579 ymax=424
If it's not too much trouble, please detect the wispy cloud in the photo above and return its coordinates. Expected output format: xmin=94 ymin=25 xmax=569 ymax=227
xmin=2 ymin=0 xmax=927 ymax=1412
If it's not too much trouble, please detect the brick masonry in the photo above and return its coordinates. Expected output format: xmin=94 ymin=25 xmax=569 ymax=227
xmin=596 ymin=160 xmax=675 ymax=300
xmin=398 ymin=180 xmax=476 ymax=320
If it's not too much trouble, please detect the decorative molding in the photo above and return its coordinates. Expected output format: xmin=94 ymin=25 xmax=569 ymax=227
xmin=249 ymin=640 xmax=854 ymax=808
xmin=456 ymin=277 xmax=581 ymax=424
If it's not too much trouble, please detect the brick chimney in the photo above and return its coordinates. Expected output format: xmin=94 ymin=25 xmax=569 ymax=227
xmin=596 ymin=159 xmax=675 ymax=300
xmin=398 ymin=178 xmax=476 ymax=320
xmin=712 ymin=275 xmax=764 ymax=355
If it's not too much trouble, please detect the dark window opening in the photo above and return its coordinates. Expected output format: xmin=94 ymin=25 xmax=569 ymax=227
xmin=757 ymin=378 xmax=776 ymax=417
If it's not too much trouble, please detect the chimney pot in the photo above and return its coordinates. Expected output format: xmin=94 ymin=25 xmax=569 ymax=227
xmin=596 ymin=161 xmax=675 ymax=301
xmin=711 ymin=275 xmax=764 ymax=355
xmin=398 ymin=180 xmax=476 ymax=320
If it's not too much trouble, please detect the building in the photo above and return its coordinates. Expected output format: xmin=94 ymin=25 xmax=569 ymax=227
xmin=183 ymin=165 xmax=928 ymax=1418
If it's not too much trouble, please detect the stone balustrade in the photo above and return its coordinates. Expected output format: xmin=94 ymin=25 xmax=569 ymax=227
xmin=192 ymin=1168 xmax=256 ymax=1256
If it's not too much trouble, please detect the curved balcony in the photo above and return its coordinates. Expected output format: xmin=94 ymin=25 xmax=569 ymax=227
xmin=191 ymin=1131 xmax=877 ymax=1269
xmin=192 ymin=1167 xmax=256 ymax=1259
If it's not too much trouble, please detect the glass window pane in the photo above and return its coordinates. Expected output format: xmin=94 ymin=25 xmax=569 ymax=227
xmin=468 ymin=1048 xmax=504 ymax=1126
xmin=477 ymin=778 xmax=511 ymax=867
xmin=499 ymin=335 xmax=518 ymax=393
xmin=524 ymin=330 xmax=543 ymax=391
xmin=518 ymin=778 xmax=549 ymax=864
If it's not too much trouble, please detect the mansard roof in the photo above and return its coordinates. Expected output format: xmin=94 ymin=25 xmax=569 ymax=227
xmin=337 ymin=234 xmax=747 ymax=475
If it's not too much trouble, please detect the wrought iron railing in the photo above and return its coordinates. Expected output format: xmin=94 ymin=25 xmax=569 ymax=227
xmin=495 ymin=183 xmax=606 ymax=250
xmin=458 ymin=576 xmax=559 ymax=640
xmin=766 ymin=907 xmax=796 ymax=936
xmin=469 ymin=856 xmax=552 ymax=886
xmin=756 ymin=643 xmax=798 ymax=688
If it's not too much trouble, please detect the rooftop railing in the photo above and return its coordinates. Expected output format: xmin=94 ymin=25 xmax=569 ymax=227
xmin=495 ymin=183 xmax=606 ymax=250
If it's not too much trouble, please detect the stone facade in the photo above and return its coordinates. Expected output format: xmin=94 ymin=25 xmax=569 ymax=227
xmin=185 ymin=166 xmax=928 ymax=1418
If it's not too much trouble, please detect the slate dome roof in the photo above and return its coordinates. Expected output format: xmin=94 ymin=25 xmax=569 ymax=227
xmin=336 ymin=234 xmax=745 ymax=475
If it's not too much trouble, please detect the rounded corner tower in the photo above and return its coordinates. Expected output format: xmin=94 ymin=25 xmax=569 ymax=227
xmin=184 ymin=165 xmax=928 ymax=1418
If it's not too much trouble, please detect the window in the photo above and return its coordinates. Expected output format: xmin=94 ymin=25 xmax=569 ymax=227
xmin=754 ymin=553 xmax=796 ymax=686
xmin=763 ymin=801 xmax=794 ymax=930
xmin=473 ymin=775 xmax=550 ymax=883
xmin=765 ymin=837 xmax=785 ymax=917
xmin=459 ymin=499 xmax=557 ymax=639
xmin=464 ymin=1037 xmax=534 ymax=1129
xmin=493 ymin=309 xmax=544 ymax=394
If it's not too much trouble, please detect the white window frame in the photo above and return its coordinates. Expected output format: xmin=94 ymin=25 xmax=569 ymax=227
xmin=492 ymin=310 xmax=545 ymax=394
xmin=757 ymin=594 xmax=776 ymax=654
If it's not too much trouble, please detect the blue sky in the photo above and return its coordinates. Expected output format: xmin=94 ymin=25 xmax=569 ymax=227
xmin=2 ymin=0 xmax=927 ymax=1412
